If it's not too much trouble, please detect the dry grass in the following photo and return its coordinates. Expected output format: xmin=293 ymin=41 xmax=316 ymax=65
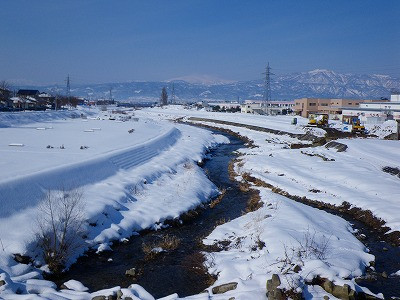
xmin=181 ymin=252 xmax=217 ymax=286
xmin=215 ymin=217 xmax=230 ymax=226
xmin=246 ymin=190 xmax=263 ymax=212
xmin=209 ymin=188 xmax=226 ymax=208
xmin=142 ymin=234 xmax=181 ymax=260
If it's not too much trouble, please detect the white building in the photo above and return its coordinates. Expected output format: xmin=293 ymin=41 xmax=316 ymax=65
xmin=241 ymin=100 xmax=294 ymax=115
xmin=341 ymin=94 xmax=400 ymax=124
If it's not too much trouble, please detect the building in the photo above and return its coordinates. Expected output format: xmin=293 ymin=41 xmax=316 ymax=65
xmin=294 ymin=98 xmax=383 ymax=118
xmin=17 ymin=89 xmax=40 ymax=98
xmin=241 ymin=100 xmax=294 ymax=115
xmin=341 ymin=94 xmax=400 ymax=124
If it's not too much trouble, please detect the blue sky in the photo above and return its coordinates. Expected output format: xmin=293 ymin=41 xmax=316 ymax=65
xmin=0 ymin=0 xmax=399 ymax=84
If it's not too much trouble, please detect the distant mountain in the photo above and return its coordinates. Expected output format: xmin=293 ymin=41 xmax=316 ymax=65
xmin=20 ymin=70 xmax=400 ymax=102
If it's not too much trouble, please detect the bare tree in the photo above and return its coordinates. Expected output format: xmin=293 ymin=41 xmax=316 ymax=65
xmin=160 ymin=87 xmax=168 ymax=106
xmin=0 ymin=80 xmax=12 ymax=103
xmin=0 ymin=80 xmax=11 ymax=91
xmin=36 ymin=188 xmax=86 ymax=274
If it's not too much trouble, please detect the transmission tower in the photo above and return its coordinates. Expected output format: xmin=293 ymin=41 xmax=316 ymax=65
xmin=262 ymin=62 xmax=274 ymax=115
xmin=109 ymin=86 xmax=113 ymax=102
xmin=66 ymin=75 xmax=71 ymax=106
xmin=171 ymin=83 xmax=175 ymax=104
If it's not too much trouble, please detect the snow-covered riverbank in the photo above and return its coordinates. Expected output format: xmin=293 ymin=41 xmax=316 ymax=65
xmin=0 ymin=108 xmax=229 ymax=299
xmin=1 ymin=106 xmax=399 ymax=299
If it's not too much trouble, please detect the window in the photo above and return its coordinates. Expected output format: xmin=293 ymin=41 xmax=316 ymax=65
xmin=309 ymin=103 xmax=317 ymax=106
xmin=348 ymin=103 xmax=352 ymax=105
xmin=321 ymin=103 xmax=328 ymax=106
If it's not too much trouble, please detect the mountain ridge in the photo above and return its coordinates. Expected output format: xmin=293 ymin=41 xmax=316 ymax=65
xmin=16 ymin=69 xmax=400 ymax=102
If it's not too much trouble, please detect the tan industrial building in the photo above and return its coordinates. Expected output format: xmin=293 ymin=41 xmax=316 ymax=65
xmin=294 ymin=98 xmax=383 ymax=118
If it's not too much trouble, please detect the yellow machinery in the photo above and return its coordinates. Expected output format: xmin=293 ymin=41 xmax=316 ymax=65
xmin=351 ymin=119 xmax=365 ymax=134
xmin=308 ymin=115 xmax=317 ymax=126
xmin=308 ymin=114 xmax=328 ymax=127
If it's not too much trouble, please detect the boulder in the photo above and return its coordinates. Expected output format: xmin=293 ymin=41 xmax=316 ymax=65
xmin=14 ymin=254 xmax=31 ymax=264
xmin=325 ymin=141 xmax=348 ymax=152
xmin=0 ymin=280 xmax=5 ymax=287
xmin=321 ymin=279 xmax=333 ymax=293
xmin=125 ymin=268 xmax=136 ymax=277
xmin=332 ymin=283 xmax=351 ymax=300
xmin=212 ymin=282 xmax=238 ymax=294
xmin=266 ymin=274 xmax=287 ymax=300
xmin=92 ymin=296 xmax=107 ymax=300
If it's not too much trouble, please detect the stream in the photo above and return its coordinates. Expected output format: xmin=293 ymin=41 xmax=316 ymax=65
xmin=51 ymin=132 xmax=250 ymax=298
xmin=51 ymin=129 xmax=400 ymax=299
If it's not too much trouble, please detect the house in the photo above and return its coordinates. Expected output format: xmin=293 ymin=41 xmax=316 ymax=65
xmin=207 ymin=102 xmax=241 ymax=112
xmin=37 ymin=92 xmax=55 ymax=108
xmin=17 ymin=89 xmax=40 ymax=98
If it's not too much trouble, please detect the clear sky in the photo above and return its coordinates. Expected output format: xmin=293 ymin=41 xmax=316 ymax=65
xmin=0 ymin=0 xmax=399 ymax=85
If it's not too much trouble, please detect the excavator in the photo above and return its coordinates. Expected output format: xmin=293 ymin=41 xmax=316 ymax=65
xmin=351 ymin=119 xmax=365 ymax=134
xmin=308 ymin=114 xmax=329 ymax=128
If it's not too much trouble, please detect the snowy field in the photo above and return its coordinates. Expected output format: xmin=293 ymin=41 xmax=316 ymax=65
xmin=0 ymin=107 xmax=229 ymax=299
xmin=0 ymin=106 xmax=399 ymax=299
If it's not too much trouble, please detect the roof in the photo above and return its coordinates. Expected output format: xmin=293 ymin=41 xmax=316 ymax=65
xmin=342 ymin=107 xmax=400 ymax=112
xmin=17 ymin=89 xmax=40 ymax=96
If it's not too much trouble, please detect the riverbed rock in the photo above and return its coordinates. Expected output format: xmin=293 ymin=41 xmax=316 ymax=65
xmin=212 ymin=282 xmax=238 ymax=294
xmin=266 ymin=274 xmax=286 ymax=300
xmin=0 ymin=280 xmax=6 ymax=287
xmin=321 ymin=279 xmax=333 ymax=293
xmin=92 ymin=296 xmax=106 ymax=300
xmin=332 ymin=283 xmax=351 ymax=299
xmin=325 ymin=141 xmax=348 ymax=152
xmin=293 ymin=264 xmax=302 ymax=273
xmin=381 ymin=271 xmax=388 ymax=278
xmin=125 ymin=268 xmax=136 ymax=277
xmin=13 ymin=253 xmax=31 ymax=264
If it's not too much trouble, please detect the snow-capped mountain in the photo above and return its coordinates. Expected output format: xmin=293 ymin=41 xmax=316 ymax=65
xmin=21 ymin=70 xmax=400 ymax=102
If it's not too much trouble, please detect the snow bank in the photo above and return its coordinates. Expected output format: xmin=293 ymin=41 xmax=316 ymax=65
xmin=203 ymin=188 xmax=374 ymax=298
xmin=0 ymin=108 xmax=95 ymax=128
xmin=0 ymin=108 xmax=230 ymax=299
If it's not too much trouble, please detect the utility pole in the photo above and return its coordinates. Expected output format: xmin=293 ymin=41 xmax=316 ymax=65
xmin=109 ymin=86 xmax=113 ymax=103
xmin=171 ymin=83 xmax=175 ymax=104
xmin=262 ymin=62 xmax=274 ymax=115
xmin=66 ymin=75 xmax=71 ymax=107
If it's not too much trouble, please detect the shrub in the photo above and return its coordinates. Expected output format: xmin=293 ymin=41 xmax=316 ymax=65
xmin=35 ymin=188 xmax=86 ymax=274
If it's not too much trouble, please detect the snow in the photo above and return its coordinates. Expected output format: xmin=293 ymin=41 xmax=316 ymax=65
xmin=61 ymin=280 xmax=88 ymax=292
xmin=150 ymin=108 xmax=400 ymax=234
xmin=0 ymin=107 xmax=229 ymax=299
xmin=203 ymin=188 xmax=374 ymax=298
xmin=0 ymin=105 xmax=398 ymax=299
